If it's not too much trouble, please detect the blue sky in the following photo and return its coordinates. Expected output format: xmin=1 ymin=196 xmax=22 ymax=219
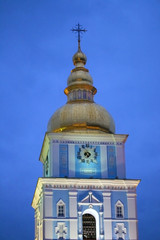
xmin=0 ymin=0 xmax=160 ymax=239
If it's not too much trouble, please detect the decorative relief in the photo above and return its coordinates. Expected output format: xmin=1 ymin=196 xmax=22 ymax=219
xmin=55 ymin=222 xmax=67 ymax=239
xmin=114 ymin=223 xmax=126 ymax=240
xmin=59 ymin=144 xmax=68 ymax=177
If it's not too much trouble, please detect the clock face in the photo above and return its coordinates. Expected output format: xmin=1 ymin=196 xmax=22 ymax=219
xmin=77 ymin=144 xmax=98 ymax=164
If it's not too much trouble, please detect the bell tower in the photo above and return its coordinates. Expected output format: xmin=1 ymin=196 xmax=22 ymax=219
xmin=32 ymin=24 xmax=140 ymax=240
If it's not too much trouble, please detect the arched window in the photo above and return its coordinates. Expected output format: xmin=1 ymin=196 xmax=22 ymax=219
xmin=57 ymin=200 xmax=65 ymax=217
xmin=115 ymin=200 xmax=124 ymax=218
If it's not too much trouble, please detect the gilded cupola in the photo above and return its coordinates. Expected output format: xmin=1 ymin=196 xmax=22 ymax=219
xmin=47 ymin=24 xmax=115 ymax=134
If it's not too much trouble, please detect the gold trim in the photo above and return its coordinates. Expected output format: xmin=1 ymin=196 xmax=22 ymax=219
xmin=71 ymin=67 xmax=88 ymax=73
xmin=53 ymin=123 xmax=111 ymax=133
xmin=73 ymin=58 xmax=86 ymax=65
xmin=64 ymin=84 xmax=97 ymax=95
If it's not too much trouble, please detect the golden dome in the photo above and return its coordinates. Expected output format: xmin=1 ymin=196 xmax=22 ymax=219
xmin=47 ymin=102 xmax=115 ymax=133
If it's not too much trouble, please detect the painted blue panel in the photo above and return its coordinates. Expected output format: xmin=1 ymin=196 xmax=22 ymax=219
xmin=107 ymin=146 xmax=117 ymax=178
xmin=53 ymin=190 xmax=69 ymax=218
xmin=59 ymin=144 xmax=68 ymax=177
xmin=75 ymin=145 xmax=101 ymax=178
xmin=111 ymin=191 xmax=128 ymax=219
xmin=112 ymin=221 xmax=129 ymax=240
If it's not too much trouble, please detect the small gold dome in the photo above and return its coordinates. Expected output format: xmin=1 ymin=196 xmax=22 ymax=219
xmin=72 ymin=50 xmax=87 ymax=66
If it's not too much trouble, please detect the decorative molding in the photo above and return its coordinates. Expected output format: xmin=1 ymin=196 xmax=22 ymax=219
xmin=80 ymin=192 xmax=101 ymax=206
xmin=102 ymin=192 xmax=111 ymax=197
xmin=69 ymin=191 xmax=78 ymax=196
xmin=127 ymin=193 xmax=137 ymax=197
xmin=32 ymin=178 xmax=140 ymax=209
xmin=103 ymin=219 xmax=138 ymax=222
xmin=46 ymin=132 xmax=128 ymax=144
xmin=52 ymin=139 xmax=123 ymax=145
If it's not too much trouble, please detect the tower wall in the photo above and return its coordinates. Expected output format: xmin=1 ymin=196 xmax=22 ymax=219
xmin=42 ymin=133 xmax=127 ymax=180
xmin=33 ymin=178 xmax=139 ymax=240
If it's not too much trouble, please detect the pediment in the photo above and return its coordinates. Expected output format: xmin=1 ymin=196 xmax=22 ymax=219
xmin=81 ymin=192 xmax=100 ymax=204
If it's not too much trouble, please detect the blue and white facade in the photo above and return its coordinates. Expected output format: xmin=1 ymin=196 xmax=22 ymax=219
xmin=32 ymin=40 xmax=140 ymax=240
xmin=32 ymin=133 xmax=139 ymax=240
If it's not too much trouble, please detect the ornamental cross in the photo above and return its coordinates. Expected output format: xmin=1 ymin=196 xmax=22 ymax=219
xmin=114 ymin=223 xmax=126 ymax=239
xmin=55 ymin=223 xmax=67 ymax=239
xmin=71 ymin=23 xmax=87 ymax=50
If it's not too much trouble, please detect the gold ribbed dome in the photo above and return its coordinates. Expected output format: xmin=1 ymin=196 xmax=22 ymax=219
xmin=47 ymin=46 xmax=115 ymax=134
xmin=47 ymin=102 xmax=115 ymax=133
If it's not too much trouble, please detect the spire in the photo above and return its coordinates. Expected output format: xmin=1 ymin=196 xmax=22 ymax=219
xmin=47 ymin=25 xmax=115 ymax=134
xmin=64 ymin=24 xmax=97 ymax=103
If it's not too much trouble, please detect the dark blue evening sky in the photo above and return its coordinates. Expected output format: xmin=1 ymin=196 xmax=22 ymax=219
xmin=0 ymin=0 xmax=160 ymax=239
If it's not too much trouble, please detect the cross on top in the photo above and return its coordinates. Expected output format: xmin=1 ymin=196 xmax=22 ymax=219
xmin=71 ymin=23 xmax=87 ymax=50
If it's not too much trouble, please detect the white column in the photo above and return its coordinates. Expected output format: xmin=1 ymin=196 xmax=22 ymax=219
xmin=43 ymin=190 xmax=53 ymax=240
xmin=127 ymin=192 xmax=137 ymax=219
xmin=44 ymin=190 xmax=53 ymax=217
xmin=99 ymin=212 xmax=103 ymax=235
xmin=127 ymin=192 xmax=138 ymax=240
xmin=103 ymin=192 xmax=111 ymax=218
xmin=102 ymin=192 xmax=112 ymax=240
xmin=128 ymin=221 xmax=138 ymax=240
xmin=69 ymin=191 xmax=78 ymax=240
xmin=44 ymin=220 xmax=53 ymax=240
xmin=69 ymin=191 xmax=77 ymax=217
xmin=78 ymin=211 xmax=82 ymax=234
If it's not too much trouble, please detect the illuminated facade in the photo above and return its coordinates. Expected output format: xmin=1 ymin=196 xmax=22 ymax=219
xmin=32 ymin=30 xmax=140 ymax=240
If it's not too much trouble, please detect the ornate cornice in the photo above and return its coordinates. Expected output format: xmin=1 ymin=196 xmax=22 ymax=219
xmin=32 ymin=178 xmax=140 ymax=209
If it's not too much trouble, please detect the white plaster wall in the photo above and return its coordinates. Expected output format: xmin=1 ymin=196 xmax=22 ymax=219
xmin=44 ymin=220 xmax=53 ymax=239
xmin=128 ymin=221 xmax=138 ymax=240
xmin=103 ymin=192 xmax=111 ymax=218
xmin=44 ymin=193 xmax=53 ymax=217
xmin=100 ymin=145 xmax=107 ymax=178
xmin=127 ymin=193 xmax=137 ymax=219
xmin=69 ymin=191 xmax=77 ymax=217
xmin=68 ymin=144 xmax=75 ymax=177
xmin=104 ymin=220 xmax=112 ymax=240
xmin=70 ymin=220 xmax=78 ymax=239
